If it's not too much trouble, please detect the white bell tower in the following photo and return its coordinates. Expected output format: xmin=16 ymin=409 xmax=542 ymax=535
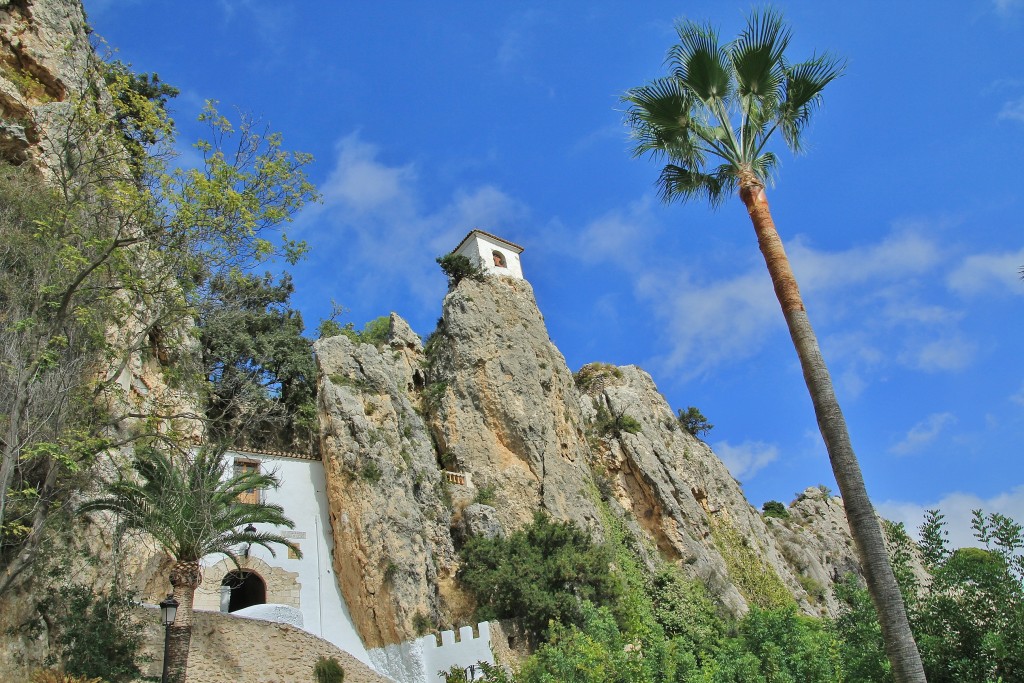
xmin=452 ymin=229 xmax=525 ymax=279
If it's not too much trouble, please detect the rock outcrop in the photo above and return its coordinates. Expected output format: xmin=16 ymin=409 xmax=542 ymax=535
xmin=316 ymin=274 xmax=871 ymax=647
xmin=0 ymin=0 xmax=97 ymax=168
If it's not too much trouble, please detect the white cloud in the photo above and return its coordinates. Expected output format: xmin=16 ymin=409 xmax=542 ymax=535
xmin=877 ymin=485 xmax=1024 ymax=550
xmin=901 ymin=335 xmax=976 ymax=372
xmin=787 ymin=230 xmax=942 ymax=294
xmin=321 ymin=134 xmax=416 ymax=213
xmin=993 ymin=0 xmax=1024 ymax=17
xmin=948 ymin=248 xmax=1024 ymax=296
xmin=304 ymin=133 xmax=524 ymax=309
xmin=712 ymin=440 xmax=779 ymax=480
xmin=890 ymin=412 xmax=956 ymax=455
xmin=639 ymin=267 xmax=779 ymax=378
xmin=999 ymin=97 xmax=1024 ymax=123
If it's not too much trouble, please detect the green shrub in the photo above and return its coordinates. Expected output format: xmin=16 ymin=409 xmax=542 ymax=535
xmin=41 ymin=583 xmax=144 ymax=683
xmin=474 ymin=484 xmax=496 ymax=506
xmin=677 ymin=406 xmax=713 ymax=437
xmin=762 ymin=500 xmax=788 ymax=518
xmin=437 ymin=252 xmax=483 ymax=286
xmin=359 ymin=461 xmax=382 ymax=484
xmin=312 ymin=655 xmax=345 ymax=683
xmin=594 ymin=403 xmax=642 ymax=437
xmin=711 ymin=518 xmax=793 ymax=610
xmin=458 ymin=511 xmax=621 ymax=642
xmin=360 ymin=316 xmax=391 ymax=346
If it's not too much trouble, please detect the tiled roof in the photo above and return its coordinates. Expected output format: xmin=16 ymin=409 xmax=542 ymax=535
xmin=454 ymin=229 xmax=524 ymax=254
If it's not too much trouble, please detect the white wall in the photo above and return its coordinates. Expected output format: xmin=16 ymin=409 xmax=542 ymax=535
xmin=211 ymin=451 xmax=372 ymax=666
xmin=368 ymin=623 xmax=494 ymax=683
xmin=454 ymin=233 xmax=524 ymax=279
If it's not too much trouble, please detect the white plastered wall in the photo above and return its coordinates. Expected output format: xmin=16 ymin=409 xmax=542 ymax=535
xmin=454 ymin=234 xmax=523 ymax=279
xmin=199 ymin=452 xmax=372 ymax=666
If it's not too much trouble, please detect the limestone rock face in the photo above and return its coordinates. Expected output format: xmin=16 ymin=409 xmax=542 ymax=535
xmin=315 ymin=319 xmax=456 ymax=649
xmin=316 ymin=275 xmax=870 ymax=650
xmin=0 ymin=0 xmax=97 ymax=168
xmin=426 ymin=277 xmax=603 ymax=535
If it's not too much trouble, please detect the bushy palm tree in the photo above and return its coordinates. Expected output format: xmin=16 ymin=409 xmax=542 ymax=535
xmin=80 ymin=445 xmax=301 ymax=683
xmin=624 ymin=9 xmax=926 ymax=682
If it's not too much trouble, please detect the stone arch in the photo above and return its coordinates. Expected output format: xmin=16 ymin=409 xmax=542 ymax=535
xmin=222 ymin=569 xmax=266 ymax=612
xmin=192 ymin=555 xmax=301 ymax=612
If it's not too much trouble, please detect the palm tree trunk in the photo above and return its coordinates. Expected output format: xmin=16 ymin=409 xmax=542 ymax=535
xmin=738 ymin=178 xmax=927 ymax=683
xmin=166 ymin=561 xmax=200 ymax=683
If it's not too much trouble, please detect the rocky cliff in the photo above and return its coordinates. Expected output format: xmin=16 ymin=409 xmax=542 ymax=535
xmin=316 ymin=274 xmax=869 ymax=648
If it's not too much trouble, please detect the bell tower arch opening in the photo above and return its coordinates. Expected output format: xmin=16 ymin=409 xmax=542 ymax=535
xmin=222 ymin=570 xmax=267 ymax=612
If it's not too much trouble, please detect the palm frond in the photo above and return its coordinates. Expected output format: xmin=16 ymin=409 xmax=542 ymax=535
xmin=657 ymin=163 xmax=734 ymax=208
xmin=668 ymin=20 xmax=732 ymax=104
xmin=730 ymin=7 xmax=789 ymax=101
xmin=778 ymin=52 xmax=846 ymax=152
xmin=623 ymin=78 xmax=719 ymax=174
xmin=80 ymin=444 xmax=299 ymax=565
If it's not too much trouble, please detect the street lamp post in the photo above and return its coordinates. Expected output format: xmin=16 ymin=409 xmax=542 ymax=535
xmin=159 ymin=594 xmax=179 ymax=683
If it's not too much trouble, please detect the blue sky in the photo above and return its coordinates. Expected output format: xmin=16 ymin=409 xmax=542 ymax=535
xmin=88 ymin=1 xmax=1024 ymax=549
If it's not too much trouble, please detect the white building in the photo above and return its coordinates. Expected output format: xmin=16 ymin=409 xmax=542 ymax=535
xmin=193 ymin=448 xmax=371 ymax=665
xmin=452 ymin=229 xmax=525 ymax=280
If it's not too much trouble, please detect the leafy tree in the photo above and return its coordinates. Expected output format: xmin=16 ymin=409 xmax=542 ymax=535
xmin=623 ymin=10 xmax=924 ymax=679
xmin=437 ymin=252 xmax=483 ymax=286
xmin=458 ymin=512 xmax=621 ymax=642
xmin=0 ymin=60 xmax=316 ymax=597
xmin=198 ymin=271 xmax=317 ymax=451
xmin=517 ymin=603 xmax=698 ymax=683
xmin=677 ymin=406 xmax=713 ymax=437
xmin=917 ymin=508 xmax=949 ymax=569
xmin=41 ymin=583 xmax=144 ymax=682
xmin=761 ymin=500 xmax=788 ymax=518
xmin=80 ymin=445 xmax=301 ymax=683
xmin=832 ymin=574 xmax=893 ymax=683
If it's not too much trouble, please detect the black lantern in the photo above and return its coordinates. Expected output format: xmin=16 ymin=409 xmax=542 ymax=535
xmin=159 ymin=594 xmax=178 ymax=626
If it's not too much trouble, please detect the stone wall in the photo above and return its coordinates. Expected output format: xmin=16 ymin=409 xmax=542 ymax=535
xmin=192 ymin=556 xmax=301 ymax=611
xmin=137 ymin=606 xmax=393 ymax=683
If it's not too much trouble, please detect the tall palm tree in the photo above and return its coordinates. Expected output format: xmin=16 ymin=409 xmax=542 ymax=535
xmin=81 ymin=445 xmax=301 ymax=683
xmin=624 ymin=10 xmax=926 ymax=683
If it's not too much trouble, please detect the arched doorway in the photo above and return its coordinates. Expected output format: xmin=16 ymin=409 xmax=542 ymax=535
xmin=221 ymin=570 xmax=266 ymax=612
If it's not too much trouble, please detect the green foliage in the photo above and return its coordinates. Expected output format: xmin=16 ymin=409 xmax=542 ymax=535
xmin=1 ymin=60 xmax=317 ymax=597
xmin=835 ymin=508 xmax=1024 ymax=683
xmin=594 ymin=403 xmax=642 ymax=438
xmin=359 ymin=460 xmax=383 ymax=484
xmin=761 ymin=500 xmax=788 ymax=519
xmin=701 ymin=606 xmax=842 ymax=683
xmin=517 ymin=603 xmax=698 ymax=683
xmin=360 ymin=316 xmax=391 ymax=346
xmin=710 ymin=518 xmax=793 ymax=610
xmin=101 ymin=58 xmax=178 ymax=176
xmin=458 ymin=512 xmax=621 ymax=642
xmin=677 ymin=406 xmax=713 ymax=437
xmin=412 ymin=611 xmax=432 ymax=636
xmin=437 ymin=252 xmax=483 ymax=286
xmin=42 ymin=583 xmax=144 ymax=682
xmin=198 ymin=270 xmax=317 ymax=452
xmin=425 ymin=382 xmax=448 ymax=409
xmin=648 ymin=566 xmax=724 ymax=660
xmin=312 ymin=655 xmax=345 ymax=683
xmin=442 ymin=662 xmax=513 ymax=683
xmin=80 ymin=445 xmax=301 ymax=567
xmin=573 ymin=363 xmax=622 ymax=393
xmin=474 ymin=484 xmax=497 ymax=506
xmin=831 ymin=574 xmax=892 ymax=683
